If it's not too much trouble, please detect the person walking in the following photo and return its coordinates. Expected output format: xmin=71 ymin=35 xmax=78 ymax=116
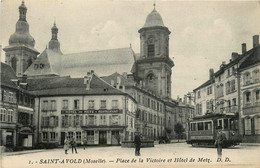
xmin=134 ymin=133 xmax=141 ymax=156
xmin=215 ymin=126 xmax=226 ymax=159
xmin=81 ymin=137 xmax=87 ymax=150
xmin=64 ymin=136 xmax=70 ymax=154
xmin=71 ymin=137 xmax=78 ymax=154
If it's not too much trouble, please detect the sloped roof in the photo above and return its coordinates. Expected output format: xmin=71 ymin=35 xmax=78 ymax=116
xmin=25 ymin=48 xmax=62 ymax=77
xmin=239 ymin=46 xmax=260 ymax=70
xmin=26 ymin=73 xmax=126 ymax=96
xmin=0 ymin=62 xmax=18 ymax=89
xmin=193 ymin=79 xmax=213 ymax=91
xmin=102 ymin=72 xmax=136 ymax=87
xmin=61 ymin=47 xmax=136 ymax=77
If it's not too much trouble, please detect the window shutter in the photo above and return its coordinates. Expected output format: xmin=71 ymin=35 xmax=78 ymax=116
xmin=41 ymin=117 xmax=44 ymax=126
xmin=55 ymin=116 xmax=59 ymax=127
xmin=69 ymin=116 xmax=72 ymax=126
xmin=73 ymin=116 xmax=76 ymax=127
xmin=80 ymin=116 xmax=83 ymax=126
xmin=47 ymin=117 xmax=50 ymax=126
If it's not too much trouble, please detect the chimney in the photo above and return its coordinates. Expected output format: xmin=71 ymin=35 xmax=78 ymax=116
xmin=116 ymin=76 xmax=121 ymax=89
xmin=20 ymin=74 xmax=27 ymax=83
xmin=184 ymin=95 xmax=187 ymax=104
xmin=242 ymin=43 xmax=247 ymax=54
xmin=231 ymin=52 xmax=239 ymax=61
xmin=122 ymin=72 xmax=127 ymax=79
xmin=85 ymin=71 xmax=92 ymax=90
xmin=220 ymin=61 xmax=226 ymax=68
xmin=209 ymin=68 xmax=214 ymax=80
xmin=111 ymin=80 xmax=115 ymax=87
xmin=253 ymin=35 xmax=259 ymax=48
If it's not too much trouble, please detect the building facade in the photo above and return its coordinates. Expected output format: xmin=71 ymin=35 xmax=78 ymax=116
xmin=193 ymin=35 xmax=260 ymax=143
xmin=103 ymin=72 xmax=166 ymax=140
xmin=27 ymin=72 xmax=137 ymax=146
xmin=239 ymin=36 xmax=260 ymax=143
xmin=0 ymin=63 xmax=18 ymax=150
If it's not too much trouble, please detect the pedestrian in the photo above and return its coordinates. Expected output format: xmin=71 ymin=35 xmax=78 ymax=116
xmin=215 ymin=126 xmax=226 ymax=159
xmin=81 ymin=137 xmax=87 ymax=150
xmin=64 ymin=136 xmax=70 ymax=154
xmin=71 ymin=137 xmax=78 ymax=154
xmin=134 ymin=132 xmax=141 ymax=156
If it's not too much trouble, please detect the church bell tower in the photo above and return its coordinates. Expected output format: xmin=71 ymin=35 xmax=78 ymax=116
xmin=3 ymin=1 xmax=39 ymax=76
xmin=136 ymin=4 xmax=174 ymax=98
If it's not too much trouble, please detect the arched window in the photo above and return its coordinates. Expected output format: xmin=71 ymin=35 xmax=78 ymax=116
xmin=11 ymin=57 xmax=17 ymax=72
xmin=147 ymin=36 xmax=155 ymax=57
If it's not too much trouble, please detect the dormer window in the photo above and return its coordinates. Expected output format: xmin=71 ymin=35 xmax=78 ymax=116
xmin=34 ymin=64 xmax=38 ymax=70
xmin=40 ymin=64 xmax=44 ymax=69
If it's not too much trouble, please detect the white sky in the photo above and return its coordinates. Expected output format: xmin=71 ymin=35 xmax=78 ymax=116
xmin=1 ymin=0 xmax=260 ymax=99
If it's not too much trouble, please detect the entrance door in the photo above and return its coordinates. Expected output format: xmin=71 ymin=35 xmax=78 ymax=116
xmin=61 ymin=132 xmax=66 ymax=145
xmin=99 ymin=131 xmax=107 ymax=145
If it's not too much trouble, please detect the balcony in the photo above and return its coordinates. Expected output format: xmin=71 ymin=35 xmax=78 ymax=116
xmin=225 ymin=106 xmax=238 ymax=113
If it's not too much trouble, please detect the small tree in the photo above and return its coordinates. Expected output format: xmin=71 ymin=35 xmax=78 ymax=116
xmin=174 ymin=123 xmax=185 ymax=142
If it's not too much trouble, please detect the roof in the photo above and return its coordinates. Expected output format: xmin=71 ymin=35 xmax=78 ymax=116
xmin=26 ymin=73 xmax=127 ymax=97
xmin=25 ymin=48 xmax=62 ymax=77
xmin=239 ymin=45 xmax=260 ymax=70
xmin=0 ymin=62 xmax=18 ymax=89
xmin=102 ymin=72 xmax=135 ymax=87
xmin=143 ymin=8 xmax=164 ymax=28
xmin=191 ymin=113 xmax=237 ymax=121
xmin=60 ymin=47 xmax=136 ymax=77
xmin=193 ymin=79 xmax=213 ymax=91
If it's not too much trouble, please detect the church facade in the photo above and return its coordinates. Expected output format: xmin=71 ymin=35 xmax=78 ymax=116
xmin=1 ymin=1 xmax=194 ymax=148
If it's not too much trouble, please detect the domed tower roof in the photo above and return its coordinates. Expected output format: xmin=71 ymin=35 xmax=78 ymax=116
xmin=139 ymin=4 xmax=170 ymax=34
xmin=143 ymin=8 xmax=164 ymax=28
xmin=8 ymin=1 xmax=36 ymax=48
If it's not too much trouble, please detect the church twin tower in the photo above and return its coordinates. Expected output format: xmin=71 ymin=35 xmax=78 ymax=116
xmin=4 ymin=2 xmax=174 ymax=99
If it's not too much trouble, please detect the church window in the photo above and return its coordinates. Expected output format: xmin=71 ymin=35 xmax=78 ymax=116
xmin=11 ymin=57 xmax=17 ymax=72
xmin=34 ymin=64 xmax=38 ymax=70
xmin=40 ymin=64 xmax=44 ymax=69
xmin=148 ymin=45 xmax=155 ymax=57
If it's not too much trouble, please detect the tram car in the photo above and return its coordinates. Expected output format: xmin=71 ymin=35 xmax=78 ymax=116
xmin=187 ymin=113 xmax=241 ymax=147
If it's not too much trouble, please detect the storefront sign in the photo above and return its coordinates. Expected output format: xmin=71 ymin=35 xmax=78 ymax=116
xmin=61 ymin=109 xmax=122 ymax=114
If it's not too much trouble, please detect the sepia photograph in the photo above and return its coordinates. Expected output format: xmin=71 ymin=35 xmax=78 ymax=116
xmin=0 ymin=0 xmax=260 ymax=168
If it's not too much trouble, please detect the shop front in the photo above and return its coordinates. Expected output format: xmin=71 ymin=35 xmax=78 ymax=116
xmin=82 ymin=126 xmax=125 ymax=145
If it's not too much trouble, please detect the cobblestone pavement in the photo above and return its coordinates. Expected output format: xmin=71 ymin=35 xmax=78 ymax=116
xmin=1 ymin=143 xmax=260 ymax=168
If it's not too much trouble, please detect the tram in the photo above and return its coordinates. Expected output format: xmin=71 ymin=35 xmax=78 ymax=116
xmin=187 ymin=113 xmax=241 ymax=147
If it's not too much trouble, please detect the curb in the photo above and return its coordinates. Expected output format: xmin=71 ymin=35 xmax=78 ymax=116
xmin=239 ymin=143 xmax=260 ymax=146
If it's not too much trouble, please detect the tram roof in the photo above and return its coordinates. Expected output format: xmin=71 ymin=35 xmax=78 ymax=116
xmin=190 ymin=113 xmax=237 ymax=121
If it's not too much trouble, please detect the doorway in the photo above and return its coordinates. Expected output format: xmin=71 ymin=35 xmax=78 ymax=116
xmin=61 ymin=132 xmax=65 ymax=145
xmin=99 ymin=131 xmax=107 ymax=145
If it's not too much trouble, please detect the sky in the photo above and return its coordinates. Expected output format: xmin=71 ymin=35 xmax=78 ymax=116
xmin=1 ymin=0 xmax=260 ymax=100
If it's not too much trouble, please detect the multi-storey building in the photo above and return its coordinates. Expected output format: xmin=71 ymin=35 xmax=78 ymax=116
xmin=0 ymin=63 xmax=18 ymax=149
xmin=26 ymin=71 xmax=137 ymax=146
xmin=194 ymin=69 xmax=215 ymax=116
xmin=239 ymin=36 xmax=260 ymax=143
xmin=193 ymin=34 xmax=260 ymax=143
xmin=103 ymin=72 xmax=166 ymax=140
xmin=0 ymin=63 xmax=36 ymax=150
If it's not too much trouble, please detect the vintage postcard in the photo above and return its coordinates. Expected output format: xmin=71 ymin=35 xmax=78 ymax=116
xmin=1 ymin=0 xmax=260 ymax=168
